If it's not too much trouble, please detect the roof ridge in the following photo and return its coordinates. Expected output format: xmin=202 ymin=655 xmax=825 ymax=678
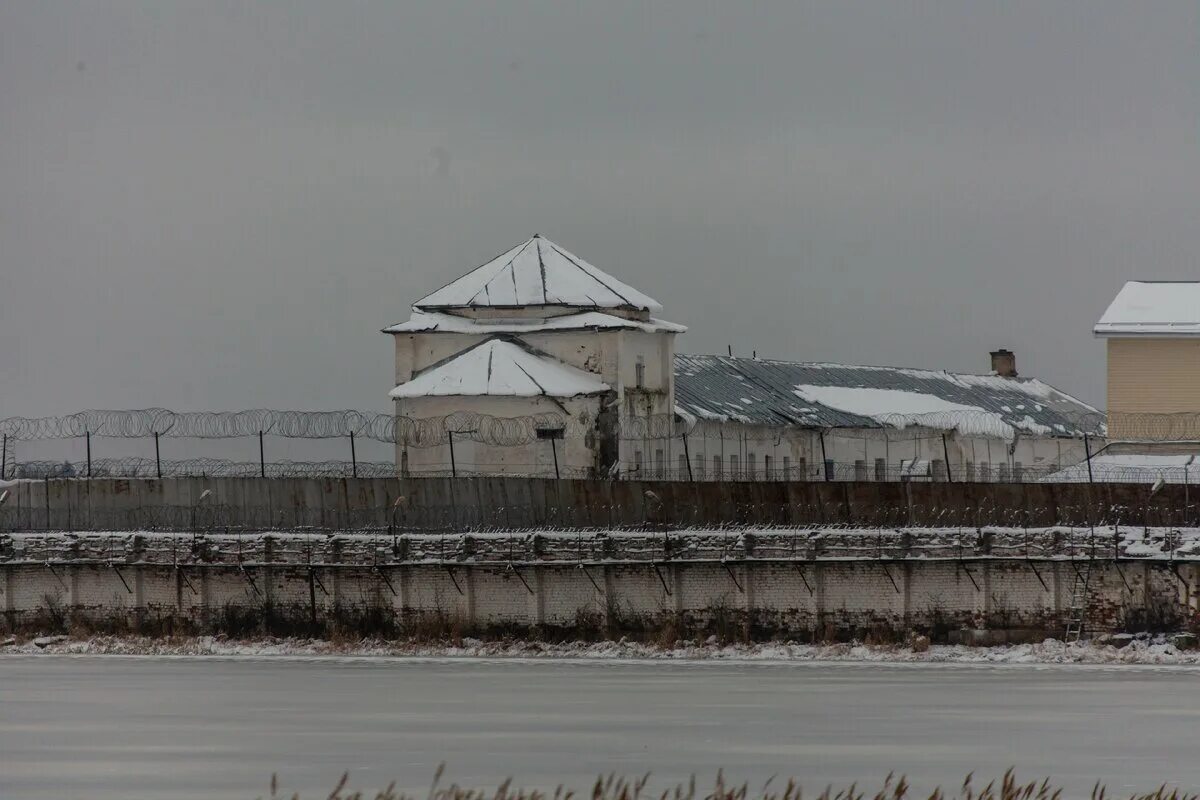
xmin=413 ymin=235 xmax=661 ymax=311
xmin=416 ymin=239 xmax=531 ymax=308
xmin=675 ymin=352 xmax=1012 ymax=380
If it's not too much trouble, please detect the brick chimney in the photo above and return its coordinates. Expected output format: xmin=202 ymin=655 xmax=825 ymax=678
xmin=990 ymin=349 xmax=1017 ymax=378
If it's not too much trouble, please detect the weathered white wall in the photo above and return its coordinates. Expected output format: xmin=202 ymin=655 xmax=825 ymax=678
xmin=391 ymin=312 xmax=680 ymax=478
xmin=673 ymin=424 xmax=1094 ymax=481
xmin=5 ymin=556 xmax=1192 ymax=640
xmin=394 ymin=394 xmax=603 ymax=477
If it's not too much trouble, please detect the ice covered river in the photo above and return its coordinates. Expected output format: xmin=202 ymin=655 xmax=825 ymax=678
xmin=3 ymin=655 xmax=1199 ymax=798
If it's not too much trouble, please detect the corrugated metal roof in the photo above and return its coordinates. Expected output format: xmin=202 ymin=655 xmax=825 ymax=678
xmin=673 ymin=354 xmax=1101 ymax=438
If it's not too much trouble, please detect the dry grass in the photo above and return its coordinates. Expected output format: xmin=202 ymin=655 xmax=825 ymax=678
xmin=260 ymin=766 xmax=1197 ymax=800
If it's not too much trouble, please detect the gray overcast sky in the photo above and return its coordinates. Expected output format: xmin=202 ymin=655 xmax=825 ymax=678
xmin=3 ymin=2 xmax=1198 ymax=417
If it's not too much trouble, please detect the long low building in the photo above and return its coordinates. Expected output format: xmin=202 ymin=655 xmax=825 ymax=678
xmin=385 ymin=234 xmax=1102 ymax=480
xmin=671 ymin=352 xmax=1100 ymax=482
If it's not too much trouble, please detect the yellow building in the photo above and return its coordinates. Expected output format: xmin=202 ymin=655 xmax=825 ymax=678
xmin=1095 ymin=281 xmax=1200 ymax=441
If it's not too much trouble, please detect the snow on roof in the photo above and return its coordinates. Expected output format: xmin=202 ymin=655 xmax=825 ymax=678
xmin=1094 ymin=281 xmax=1200 ymax=336
xmin=414 ymin=235 xmax=662 ymax=312
xmin=791 ymin=385 xmax=1015 ymax=438
xmin=389 ymin=338 xmax=610 ymax=399
xmin=673 ymin=354 xmax=1101 ymax=438
xmin=383 ymin=309 xmax=685 ymax=335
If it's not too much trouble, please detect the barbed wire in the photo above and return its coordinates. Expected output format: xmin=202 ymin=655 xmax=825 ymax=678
xmin=0 ymin=408 xmax=581 ymax=447
xmin=5 ymin=459 xmax=603 ymax=480
xmin=0 ymin=407 xmax=1099 ymax=441
xmin=5 ymin=408 xmax=1198 ymax=452
xmin=5 ymin=457 xmax=1191 ymax=484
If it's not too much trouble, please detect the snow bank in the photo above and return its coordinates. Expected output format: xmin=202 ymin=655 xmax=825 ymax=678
xmin=7 ymin=634 xmax=1200 ymax=667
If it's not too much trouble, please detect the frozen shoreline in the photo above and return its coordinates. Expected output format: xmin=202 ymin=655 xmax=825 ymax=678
xmin=5 ymin=633 xmax=1200 ymax=666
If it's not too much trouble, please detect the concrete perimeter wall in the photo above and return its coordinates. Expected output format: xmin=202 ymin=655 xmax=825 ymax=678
xmin=2 ymin=476 xmax=1194 ymax=531
xmin=4 ymin=555 xmax=1193 ymax=642
xmin=4 ymin=530 xmax=1197 ymax=642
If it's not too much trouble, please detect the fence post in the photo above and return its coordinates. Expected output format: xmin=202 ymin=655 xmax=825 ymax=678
xmin=682 ymin=432 xmax=694 ymax=482
xmin=941 ymin=434 xmax=953 ymax=483
xmin=154 ymin=431 xmax=162 ymax=479
xmin=448 ymin=430 xmax=457 ymax=479
xmin=258 ymin=430 xmax=266 ymax=478
xmin=349 ymin=431 xmax=358 ymax=479
xmin=550 ymin=436 xmax=560 ymax=480
xmin=1083 ymin=432 xmax=1095 ymax=485
xmin=819 ymin=430 xmax=829 ymax=482
xmin=86 ymin=430 xmax=92 ymax=478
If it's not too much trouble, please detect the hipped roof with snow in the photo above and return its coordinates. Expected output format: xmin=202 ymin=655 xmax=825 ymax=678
xmin=1094 ymin=281 xmax=1200 ymax=337
xmin=414 ymin=235 xmax=663 ymax=312
xmin=389 ymin=338 xmax=610 ymax=399
xmin=673 ymin=354 xmax=1102 ymax=439
xmin=383 ymin=309 xmax=686 ymax=335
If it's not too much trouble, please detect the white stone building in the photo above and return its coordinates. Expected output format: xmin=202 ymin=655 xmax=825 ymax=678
xmin=386 ymin=235 xmax=1101 ymax=480
xmin=385 ymin=235 xmax=685 ymax=477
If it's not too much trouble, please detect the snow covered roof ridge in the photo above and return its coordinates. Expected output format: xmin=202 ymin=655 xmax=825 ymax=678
xmin=382 ymin=309 xmax=686 ymax=335
xmin=390 ymin=337 xmax=611 ymax=399
xmin=414 ymin=235 xmax=663 ymax=312
xmin=1095 ymin=280 xmax=1200 ymax=337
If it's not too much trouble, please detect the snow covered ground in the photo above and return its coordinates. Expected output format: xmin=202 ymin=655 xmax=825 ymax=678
xmin=6 ymin=633 xmax=1200 ymax=666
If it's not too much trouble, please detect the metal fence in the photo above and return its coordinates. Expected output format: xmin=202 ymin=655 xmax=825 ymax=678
xmin=2 ymin=407 xmax=1197 ymax=482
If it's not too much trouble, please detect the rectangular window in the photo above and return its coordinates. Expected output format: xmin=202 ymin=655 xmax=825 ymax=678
xmin=634 ymin=450 xmax=643 ymax=475
xmin=713 ymin=455 xmax=722 ymax=478
xmin=695 ymin=454 xmax=706 ymax=479
xmin=730 ymin=454 xmax=740 ymax=480
xmin=798 ymin=457 xmax=807 ymax=481
xmin=978 ymin=461 xmax=990 ymax=482
xmin=782 ymin=456 xmax=791 ymax=480
xmin=746 ymin=453 xmax=756 ymax=480
xmin=654 ymin=449 xmax=664 ymax=478
xmin=874 ymin=458 xmax=886 ymax=482
xmin=677 ymin=454 xmax=687 ymax=479
xmin=635 ymin=357 xmax=646 ymax=389
xmin=764 ymin=455 xmax=773 ymax=480
xmin=1013 ymin=461 xmax=1024 ymax=482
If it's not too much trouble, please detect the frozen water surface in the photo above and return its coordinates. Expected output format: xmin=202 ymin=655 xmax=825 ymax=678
xmin=2 ymin=656 xmax=1199 ymax=799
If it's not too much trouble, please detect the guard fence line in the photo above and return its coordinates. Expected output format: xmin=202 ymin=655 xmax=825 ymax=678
xmin=4 ymin=500 xmax=1199 ymax=535
xmin=0 ymin=406 xmax=1142 ymax=445
xmin=5 ymin=406 xmax=1198 ymax=483
xmin=3 ymin=459 xmax=1192 ymax=484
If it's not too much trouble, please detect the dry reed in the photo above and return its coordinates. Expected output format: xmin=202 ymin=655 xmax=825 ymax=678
xmin=259 ymin=765 xmax=1197 ymax=800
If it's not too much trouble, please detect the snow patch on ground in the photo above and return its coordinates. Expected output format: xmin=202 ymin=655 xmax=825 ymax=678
xmin=6 ymin=635 xmax=1200 ymax=666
